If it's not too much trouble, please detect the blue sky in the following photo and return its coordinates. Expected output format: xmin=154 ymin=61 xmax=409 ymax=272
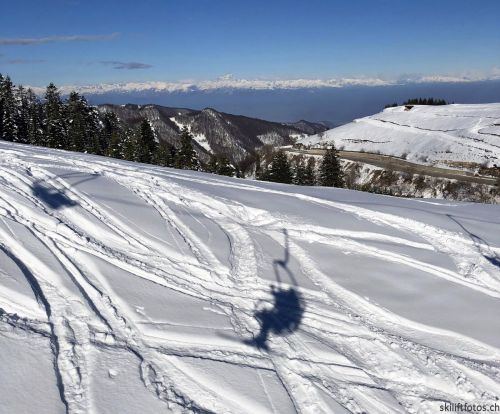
xmin=1 ymin=0 xmax=500 ymax=87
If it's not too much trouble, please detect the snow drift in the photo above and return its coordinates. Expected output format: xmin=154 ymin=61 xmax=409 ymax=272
xmin=298 ymin=103 xmax=500 ymax=167
xmin=1 ymin=142 xmax=500 ymax=413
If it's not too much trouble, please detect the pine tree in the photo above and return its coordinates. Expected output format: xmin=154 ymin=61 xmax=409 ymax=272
xmin=43 ymin=83 xmax=66 ymax=148
xmin=292 ymin=156 xmax=307 ymax=185
xmin=107 ymin=130 xmax=123 ymax=159
xmin=216 ymin=156 xmax=235 ymax=176
xmin=0 ymin=75 xmax=17 ymax=142
xmin=153 ymin=141 xmax=176 ymax=167
xmin=167 ymin=143 xmax=177 ymax=167
xmin=304 ymin=157 xmax=316 ymax=185
xmin=384 ymin=102 xmax=398 ymax=108
xmin=100 ymin=111 xmax=119 ymax=155
xmin=207 ymin=154 xmax=218 ymax=173
xmin=267 ymin=151 xmax=292 ymax=184
xmin=66 ymin=92 xmax=87 ymax=152
xmin=319 ymin=146 xmax=344 ymax=187
xmin=403 ymin=97 xmax=447 ymax=106
xmin=175 ymin=127 xmax=199 ymax=170
xmin=135 ymin=119 xmax=157 ymax=163
xmin=254 ymin=153 xmax=262 ymax=179
xmin=121 ymin=128 xmax=137 ymax=161
xmin=22 ymin=89 xmax=42 ymax=145
xmin=83 ymin=105 xmax=102 ymax=154
xmin=85 ymin=131 xmax=101 ymax=154
xmin=15 ymin=85 xmax=30 ymax=144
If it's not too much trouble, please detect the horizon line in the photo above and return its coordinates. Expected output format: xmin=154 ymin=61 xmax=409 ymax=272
xmin=6 ymin=70 xmax=499 ymax=95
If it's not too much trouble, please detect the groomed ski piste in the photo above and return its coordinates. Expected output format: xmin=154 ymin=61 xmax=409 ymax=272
xmin=298 ymin=103 xmax=500 ymax=167
xmin=1 ymin=141 xmax=500 ymax=414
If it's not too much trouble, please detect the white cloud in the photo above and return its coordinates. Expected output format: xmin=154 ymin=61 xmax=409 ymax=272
xmin=0 ymin=33 xmax=119 ymax=46
xmin=100 ymin=61 xmax=153 ymax=70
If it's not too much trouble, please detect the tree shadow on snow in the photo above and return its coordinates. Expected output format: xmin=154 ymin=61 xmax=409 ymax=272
xmin=245 ymin=229 xmax=305 ymax=351
xmin=447 ymin=214 xmax=500 ymax=269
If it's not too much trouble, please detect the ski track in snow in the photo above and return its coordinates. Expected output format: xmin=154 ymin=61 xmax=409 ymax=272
xmin=1 ymin=143 xmax=500 ymax=413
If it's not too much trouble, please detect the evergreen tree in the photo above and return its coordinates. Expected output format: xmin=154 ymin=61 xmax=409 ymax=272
xmin=83 ymin=105 xmax=102 ymax=154
xmin=107 ymin=130 xmax=123 ymax=159
xmin=175 ymin=127 xmax=199 ymax=170
xmin=26 ymin=88 xmax=43 ymax=146
xmin=266 ymin=150 xmax=292 ymax=184
xmin=121 ymin=128 xmax=137 ymax=161
xmin=153 ymin=141 xmax=176 ymax=167
xmin=403 ymin=97 xmax=447 ymax=106
xmin=135 ymin=119 xmax=157 ymax=163
xmin=43 ymin=83 xmax=66 ymax=148
xmin=207 ymin=154 xmax=218 ymax=173
xmin=254 ymin=153 xmax=262 ymax=179
xmin=64 ymin=92 xmax=100 ymax=153
xmin=258 ymin=166 xmax=271 ymax=181
xmin=236 ymin=153 xmax=256 ymax=178
xmin=14 ymin=85 xmax=30 ymax=143
xmin=0 ymin=75 xmax=17 ymax=142
xmin=66 ymin=92 xmax=87 ymax=152
xmin=319 ymin=146 xmax=344 ymax=187
xmin=99 ymin=111 xmax=120 ymax=155
xmin=216 ymin=155 xmax=235 ymax=176
xmin=292 ymin=156 xmax=307 ymax=185
xmin=304 ymin=157 xmax=316 ymax=185
xmin=167 ymin=143 xmax=177 ymax=167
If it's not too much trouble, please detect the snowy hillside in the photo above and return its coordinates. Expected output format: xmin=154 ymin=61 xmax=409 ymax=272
xmin=299 ymin=104 xmax=500 ymax=167
xmin=1 ymin=142 xmax=500 ymax=413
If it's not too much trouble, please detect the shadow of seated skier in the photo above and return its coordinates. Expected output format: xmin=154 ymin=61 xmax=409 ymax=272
xmin=246 ymin=229 xmax=305 ymax=351
xmin=250 ymin=285 xmax=304 ymax=350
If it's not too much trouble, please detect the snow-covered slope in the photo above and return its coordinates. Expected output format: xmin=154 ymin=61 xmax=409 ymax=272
xmin=1 ymin=142 xmax=500 ymax=414
xmin=299 ymin=104 xmax=500 ymax=167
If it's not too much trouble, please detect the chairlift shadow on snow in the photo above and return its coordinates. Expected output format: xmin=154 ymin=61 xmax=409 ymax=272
xmin=447 ymin=214 xmax=500 ymax=269
xmin=32 ymin=181 xmax=77 ymax=210
xmin=244 ymin=229 xmax=305 ymax=351
xmin=30 ymin=172 xmax=99 ymax=210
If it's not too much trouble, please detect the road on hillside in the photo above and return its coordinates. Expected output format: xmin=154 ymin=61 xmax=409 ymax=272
xmin=285 ymin=149 xmax=498 ymax=186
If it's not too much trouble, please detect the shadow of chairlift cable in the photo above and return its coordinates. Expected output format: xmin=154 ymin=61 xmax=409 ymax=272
xmin=447 ymin=214 xmax=500 ymax=269
xmin=243 ymin=229 xmax=305 ymax=351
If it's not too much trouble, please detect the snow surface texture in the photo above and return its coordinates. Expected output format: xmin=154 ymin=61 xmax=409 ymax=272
xmin=299 ymin=104 xmax=500 ymax=167
xmin=1 ymin=141 xmax=500 ymax=413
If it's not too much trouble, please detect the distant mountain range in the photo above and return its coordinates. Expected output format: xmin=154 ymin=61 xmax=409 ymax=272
xmin=98 ymin=104 xmax=327 ymax=162
xmin=89 ymin=80 xmax=500 ymax=126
